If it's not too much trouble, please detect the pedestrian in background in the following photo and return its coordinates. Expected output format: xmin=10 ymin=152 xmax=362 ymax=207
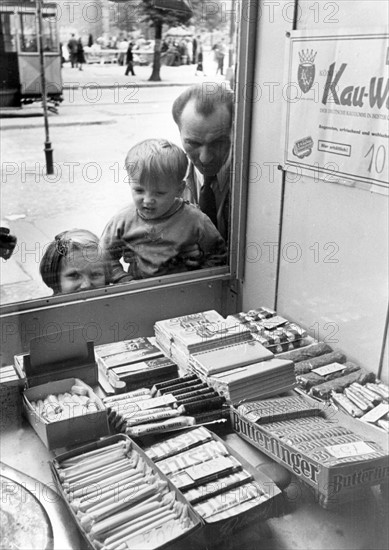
xmin=125 ymin=42 xmax=136 ymax=76
xmin=77 ymin=38 xmax=85 ymax=71
xmin=67 ymin=33 xmax=78 ymax=68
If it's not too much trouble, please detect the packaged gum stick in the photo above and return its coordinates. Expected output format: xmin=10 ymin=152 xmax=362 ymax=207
xmin=157 ymin=440 xmax=229 ymax=476
xmin=125 ymin=409 xmax=181 ymax=426
xmin=294 ymin=352 xmax=347 ymax=375
xmin=126 ymin=416 xmax=196 ymax=437
xmin=183 ymin=469 xmax=252 ymax=504
xmin=284 ymin=425 xmax=352 ymax=445
xmin=119 ymin=406 xmax=174 ymax=420
xmin=144 ymin=426 xmax=212 ymax=461
xmin=103 ymin=389 xmax=151 ymax=403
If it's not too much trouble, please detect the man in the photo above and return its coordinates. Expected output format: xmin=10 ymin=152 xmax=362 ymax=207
xmin=172 ymin=83 xmax=233 ymax=242
xmin=67 ymin=34 xmax=78 ymax=68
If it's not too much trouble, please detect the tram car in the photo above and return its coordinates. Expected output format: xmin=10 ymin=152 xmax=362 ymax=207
xmin=0 ymin=1 xmax=62 ymax=108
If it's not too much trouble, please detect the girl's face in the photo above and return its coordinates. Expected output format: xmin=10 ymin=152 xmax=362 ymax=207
xmin=130 ymin=177 xmax=184 ymax=220
xmin=59 ymin=247 xmax=106 ymax=294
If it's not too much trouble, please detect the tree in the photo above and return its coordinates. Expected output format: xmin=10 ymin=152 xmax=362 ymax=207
xmin=137 ymin=0 xmax=193 ymax=81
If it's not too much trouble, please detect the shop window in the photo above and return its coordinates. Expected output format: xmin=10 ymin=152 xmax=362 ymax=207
xmin=1 ymin=0 xmax=254 ymax=312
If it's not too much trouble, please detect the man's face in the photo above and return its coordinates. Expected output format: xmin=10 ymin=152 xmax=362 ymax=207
xmin=179 ymin=100 xmax=232 ymax=177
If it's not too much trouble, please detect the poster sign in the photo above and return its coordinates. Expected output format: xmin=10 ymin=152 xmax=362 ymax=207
xmin=283 ymin=31 xmax=389 ymax=191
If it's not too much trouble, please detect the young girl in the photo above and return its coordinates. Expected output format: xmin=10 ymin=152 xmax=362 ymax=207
xmin=40 ymin=229 xmax=109 ymax=294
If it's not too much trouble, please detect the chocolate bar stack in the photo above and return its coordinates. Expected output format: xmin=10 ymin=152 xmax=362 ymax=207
xmin=227 ymin=311 xmax=309 ymax=354
xmin=154 ymin=310 xmax=252 ymax=373
xmin=95 ymin=337 xmax=178 ymax=391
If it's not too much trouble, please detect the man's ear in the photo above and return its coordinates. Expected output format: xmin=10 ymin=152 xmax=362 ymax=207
xmin=177 ymin=181 xmax=186 ymax=196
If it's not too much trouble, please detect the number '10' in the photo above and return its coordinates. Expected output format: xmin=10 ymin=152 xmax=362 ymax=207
xmin=364 ymin=144 xmax=386 ymax=174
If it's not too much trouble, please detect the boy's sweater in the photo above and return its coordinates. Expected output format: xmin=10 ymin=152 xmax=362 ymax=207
xmin=100 ymin=199 xmax=227 ymax=282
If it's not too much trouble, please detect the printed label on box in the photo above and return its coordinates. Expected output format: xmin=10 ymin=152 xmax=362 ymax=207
xmin=325 ymin=441 xmax=375 ymax=459
xmin=186 ymin=456 xmax=236 ymax=482
xmin=312 ymin=363 xmax=346 ymax=377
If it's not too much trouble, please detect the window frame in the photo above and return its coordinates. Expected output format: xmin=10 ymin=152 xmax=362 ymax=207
xmin=0 ymin=1 xmax=259 ymax=317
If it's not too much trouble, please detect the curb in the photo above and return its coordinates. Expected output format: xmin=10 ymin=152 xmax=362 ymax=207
xmin=62 ymin=81 xmax=195 ymax=90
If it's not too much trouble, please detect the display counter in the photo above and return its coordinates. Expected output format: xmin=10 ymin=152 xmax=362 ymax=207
xmin=1 ymin=417 xmax=388 ymax=550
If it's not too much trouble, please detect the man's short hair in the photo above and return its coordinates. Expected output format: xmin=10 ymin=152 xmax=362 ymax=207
xmin=172 ymin=83 xmax=234 ymax=128
xmin=125 ymin=139 xmax=188 ymax=185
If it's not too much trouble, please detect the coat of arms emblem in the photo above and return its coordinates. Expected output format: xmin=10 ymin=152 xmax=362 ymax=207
xmin=297 ymin=49 xmax=317 ymax=93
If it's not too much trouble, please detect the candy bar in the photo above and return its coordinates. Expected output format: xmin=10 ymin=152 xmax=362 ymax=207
xmin=169 ymin=455 xmax=242 ymax=490
xmin=169 ymin=382 xmax=209 ymax=396
xmin=284 ymin=425 xmax=352 ymax=445
xmin=144 ymin=426 xmax=212 ymax=462
xmin=237 ymin=395 xmax=321 ymax=423
xmin=351 ymin=383 xmax=382 ymax=405
xmin=360 ymin=403 xmax=389 ymax=424
xmin=126 ymin=416 xmax=196 ymax=438
xmin=260 ymin=416 xmax=332 ymax=437
xmin=344 ymin=387 xmax=373 ymax=412
xmin=157 ymin=440 xmax=229 ymax=476
xmin=277 ymin=342 xmax=333 ymax=362
xmin=151 ymin=375 xmax=199 ymax=395
xmin=183 ymin=469 xmax=252 ymax=504
xmin=310 ymin=369 xmax=376 ymax=399
xmin=294 ymin=351 xmax=347 ymax=375
xmin=228 ymin=307 xmax=276 ymax=323
xmin=297 ymin=362 xmax=360 ymax=390
xmin=178 ymin=396 xmax=226 ymax=415
xmin=292 ymin=432 xmax=363 ymax=453
xmin=331 ymin=391 xmax=364 ymax=417
xmin=156 ymin=378 xmax=203 ymax=396
xmin=193 ymin=481 xmax=265 ymax=519
xmin=176 ymin=390 xmax=219 ymax=406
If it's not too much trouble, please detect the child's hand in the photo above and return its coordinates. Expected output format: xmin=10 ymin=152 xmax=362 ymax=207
xmin=181 ymin=244 xmax=203 ymax=268
xmin=0 ymin=227 xmax=17 ymax=260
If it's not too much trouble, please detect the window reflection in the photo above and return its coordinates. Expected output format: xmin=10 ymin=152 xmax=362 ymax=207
xmin=19 ymin=13 xmax=38 ymax=53
xmin=1 ymin=4 xmax=239 ymax=306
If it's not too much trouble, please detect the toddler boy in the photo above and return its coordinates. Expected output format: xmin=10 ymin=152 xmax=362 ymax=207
xmin=100 ymin=139 xmax=226 ymax=282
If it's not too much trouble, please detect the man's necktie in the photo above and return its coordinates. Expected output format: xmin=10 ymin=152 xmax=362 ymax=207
xmin=199 ymin=175 xmax=218 ymax=227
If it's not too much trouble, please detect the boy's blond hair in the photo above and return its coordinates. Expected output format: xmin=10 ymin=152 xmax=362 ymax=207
xmin=125 ymin=139 xmax=188 ymax=185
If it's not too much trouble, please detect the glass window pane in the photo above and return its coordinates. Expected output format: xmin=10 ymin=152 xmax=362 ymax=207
xmin=42 ymin=15 xmax=58 ymax=52
xmin=0 ymin=13 xmax=16 ymax=52
xmin=19 ymin=13 xmax=37 ymax=52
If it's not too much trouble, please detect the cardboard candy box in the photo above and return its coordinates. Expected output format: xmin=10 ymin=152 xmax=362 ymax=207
xmin=230 ymin=394 xmax=389 ymax=509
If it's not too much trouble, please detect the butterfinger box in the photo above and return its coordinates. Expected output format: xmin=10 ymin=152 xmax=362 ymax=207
xmin=230 ymin=394 xmax=389 ymax=509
